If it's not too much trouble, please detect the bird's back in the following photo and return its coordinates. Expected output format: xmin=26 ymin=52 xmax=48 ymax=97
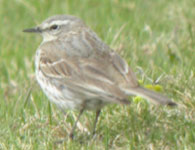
xmin=35 ymin=28 xmax=140 ymax=109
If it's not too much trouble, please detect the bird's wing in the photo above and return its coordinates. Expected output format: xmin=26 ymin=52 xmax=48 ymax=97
xmin=37 ymin=29 xmax=140 ymax=104
xmin=38 ymin=29 xmax=176 ymax=106
xmin=38 ymin=48 xmax=133 ymax=104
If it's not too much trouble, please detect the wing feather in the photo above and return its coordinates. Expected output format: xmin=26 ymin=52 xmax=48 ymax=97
xmin=39 ymin=54 xmax=130 ymax=104
xmin=37 ymin=30 xmax=138 ymax=104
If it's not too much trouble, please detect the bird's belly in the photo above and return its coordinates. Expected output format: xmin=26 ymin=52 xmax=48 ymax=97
xmin=35 ymin=71 xmax=107 ymax=110
xmin=35 ymin=71 xmax=81 ymax=110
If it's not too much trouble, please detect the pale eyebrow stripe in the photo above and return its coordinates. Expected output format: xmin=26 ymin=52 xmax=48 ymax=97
xmin=42 ymin=20 xmax=70 ymax=28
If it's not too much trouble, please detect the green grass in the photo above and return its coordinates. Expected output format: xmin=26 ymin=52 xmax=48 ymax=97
xmin=0 ymin=0 xmax=195 ymax=149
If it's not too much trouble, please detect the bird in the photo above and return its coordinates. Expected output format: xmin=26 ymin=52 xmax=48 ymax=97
xmin=23 ymin=15 xmax=176 ymax=138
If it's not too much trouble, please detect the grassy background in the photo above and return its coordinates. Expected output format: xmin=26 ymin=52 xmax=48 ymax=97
xmin=0 ymin=0 xmax=194 ymax=149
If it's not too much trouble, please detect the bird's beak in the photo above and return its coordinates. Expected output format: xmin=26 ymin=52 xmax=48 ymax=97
xmin=23 ymin=27 xmax=42 ymax=33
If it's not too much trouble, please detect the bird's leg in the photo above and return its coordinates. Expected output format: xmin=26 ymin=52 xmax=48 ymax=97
xmin=69 ymin=108 xmax=85 ymax=139
xmin=92 ymin=109 xmax=101 ymax=136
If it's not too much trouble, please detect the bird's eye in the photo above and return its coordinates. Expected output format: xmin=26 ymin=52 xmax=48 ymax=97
xmin=50 ymin=25 xmax=58 ymax=30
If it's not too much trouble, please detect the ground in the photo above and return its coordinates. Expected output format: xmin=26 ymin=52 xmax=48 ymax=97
xmin=0 ymin=0 xmax=194 ymax=149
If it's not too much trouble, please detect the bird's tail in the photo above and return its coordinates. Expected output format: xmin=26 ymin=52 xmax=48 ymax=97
xmin=122 ymin=86 xmax=176 ymax=106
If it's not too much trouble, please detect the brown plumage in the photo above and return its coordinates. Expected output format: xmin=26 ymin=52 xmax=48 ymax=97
xmin=24 ymin=15 xmax=176 ymax=138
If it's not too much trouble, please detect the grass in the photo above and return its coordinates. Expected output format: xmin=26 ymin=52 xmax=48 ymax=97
xmin=0 ymin=0 xmax=194 ymax=149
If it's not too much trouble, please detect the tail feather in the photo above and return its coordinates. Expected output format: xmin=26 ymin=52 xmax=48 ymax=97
xmin=123 ymin=87 xmax=176 ymax=106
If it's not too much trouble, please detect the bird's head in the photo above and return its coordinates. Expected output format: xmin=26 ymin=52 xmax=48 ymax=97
xmin=23 ymin=15 xmax=85 ymax=42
